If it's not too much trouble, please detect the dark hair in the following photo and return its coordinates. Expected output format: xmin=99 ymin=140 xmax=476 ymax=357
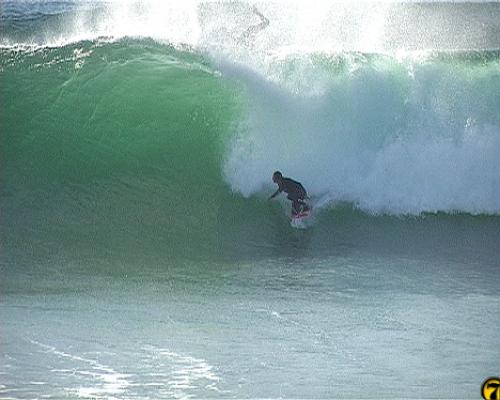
xmin=273 ymin=171 xmax=282 ymax=179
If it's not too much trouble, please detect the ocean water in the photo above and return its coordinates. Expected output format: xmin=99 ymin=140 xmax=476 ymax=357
xmin=1 ymin=1 xmax=500 ymax=399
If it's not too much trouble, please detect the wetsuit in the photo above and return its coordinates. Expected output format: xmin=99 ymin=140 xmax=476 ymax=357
xmin=270 ymin=177 xmax=309 ymax=215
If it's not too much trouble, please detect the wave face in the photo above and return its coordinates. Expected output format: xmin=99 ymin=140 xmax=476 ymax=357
xmin=1 ymin=39 xmax=243 ymax=260
xmin=1 ymin=1 xmax=500 ymax=261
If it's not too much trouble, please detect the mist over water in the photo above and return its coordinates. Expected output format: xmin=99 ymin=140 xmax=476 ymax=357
xmin=3 ymin=1 xmax=500 ymax=51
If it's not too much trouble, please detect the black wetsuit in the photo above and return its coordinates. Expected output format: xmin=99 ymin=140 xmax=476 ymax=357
xmin=271 ymin=177 xmax=309 ymax=215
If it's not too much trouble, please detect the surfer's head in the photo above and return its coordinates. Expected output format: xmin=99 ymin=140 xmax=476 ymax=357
xmin=272 ymin=171 xmax=283 ymax=183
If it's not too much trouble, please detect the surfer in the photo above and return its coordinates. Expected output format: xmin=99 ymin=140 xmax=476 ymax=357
xmin=268 ymin=171 xmax=310 ymax=217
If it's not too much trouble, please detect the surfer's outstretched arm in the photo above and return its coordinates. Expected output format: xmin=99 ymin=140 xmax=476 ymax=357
xmin=269 ymin=189 xmax=281 ymax=200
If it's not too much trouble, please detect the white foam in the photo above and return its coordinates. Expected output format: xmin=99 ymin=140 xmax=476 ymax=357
xmin=141 ymin=345 xmax=227 ymax=398
xmin=30 ymin=340 xmax=132 ymax=399
xmin=223 ymin=57 xmax=500 ymax=216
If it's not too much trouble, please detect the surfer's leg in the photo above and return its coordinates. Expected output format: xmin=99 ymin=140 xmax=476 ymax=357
xmin=291 ymin=199 xmax=301 ymax=216
xmin=299 ymin=199 xmax=310 ymax=212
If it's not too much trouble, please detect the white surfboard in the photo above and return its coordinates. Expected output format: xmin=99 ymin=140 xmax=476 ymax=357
xmin=290 ymin=209 xmax=313 ymax=229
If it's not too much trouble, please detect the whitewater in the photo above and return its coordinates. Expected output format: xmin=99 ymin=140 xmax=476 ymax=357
xmin=1 ymin=1 xmax=499 ymax=399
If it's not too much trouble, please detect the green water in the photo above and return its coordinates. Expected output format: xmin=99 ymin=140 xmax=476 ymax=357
xmin=2 ymin=40 xmax=241 ymax=261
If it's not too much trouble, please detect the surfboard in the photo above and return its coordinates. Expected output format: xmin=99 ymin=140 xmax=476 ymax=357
xmin=293 ymin=210 xmax=311 ymax=219
xmin=290 ymin=209 xmax=313 ymax=229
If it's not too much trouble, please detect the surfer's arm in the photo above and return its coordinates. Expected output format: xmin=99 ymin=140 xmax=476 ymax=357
xmin=268 ymin=189 xmax=281 ymax=200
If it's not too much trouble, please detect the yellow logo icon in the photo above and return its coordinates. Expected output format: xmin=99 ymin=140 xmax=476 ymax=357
xmin=482 ymin=377 xmax=500 ymax=400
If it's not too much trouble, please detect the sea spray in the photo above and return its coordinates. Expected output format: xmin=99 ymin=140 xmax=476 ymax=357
xmin=223 ymin=52 xmax=500 ymax=215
